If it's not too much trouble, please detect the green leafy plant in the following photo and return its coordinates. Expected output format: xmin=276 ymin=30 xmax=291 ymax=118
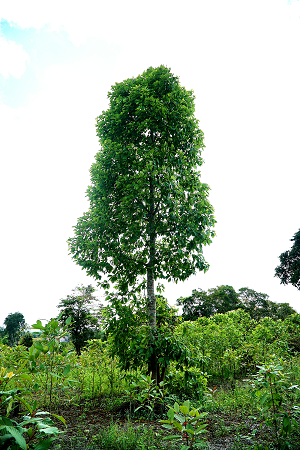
xmin=160 ymin=400 xmax=208 ymax=449
xmin=248 ymin=363 xmax=299 ymax=449
xmin=30 ymin=317 xmax=73 ymax=410
xmin=0 ymin=367 xmax=65 ymax=450
xmin=130 ymin=375 xmax=167 ymax=418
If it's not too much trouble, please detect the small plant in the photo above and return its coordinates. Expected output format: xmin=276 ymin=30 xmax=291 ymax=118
xmin=128 ymin=374 xmax=167 ymax=419
xmin=30 ymin=317 xmax=73 ymax=410
xmin=0 ymin=367 xmax=66 ymax=450
xmin=248 ymin=363 xmax=300 ymax=449
xmin=160 ymin=400 xmax=208 ymax=449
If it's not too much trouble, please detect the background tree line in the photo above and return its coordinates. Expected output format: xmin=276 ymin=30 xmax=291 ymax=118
xmin=177 ymin=285 xmax=296 ymax=322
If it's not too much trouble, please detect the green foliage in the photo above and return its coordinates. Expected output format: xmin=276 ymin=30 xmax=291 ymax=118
xmin=177 ymin=286 xmax=296 ymax=322
xmin=104 ymin=295 xmax=197 ymax=383
xmin=30 ymin=317 xmax=74 ymax=409
xmin=160 ymin=400 xmax=208 ymax=449
xmin=0 ymin=367 xmax=65 ymax=450
xmin=165 ymin=366 xmax=207 ymax=400
xmin=126 ymin=374 xmax=167 ymax=420
xmin=275 ymin=229 xmax=300 ymax=290
xmin=247 ymin=364 xmax=300 ymax=449
xmin=68 ymin=65 xmax=215 ymax=291
xmin=95 ymin=420 xmax=161 ymax=450
xmin=19 ymin=333 xmax=33 ymax=349
xmin=57 ymin=284 xmax=103 ymax=355
xmin=4 ymin=313 xmax=25 ymax=347
xmin=68 ymin=66 xmax=215 ymax=381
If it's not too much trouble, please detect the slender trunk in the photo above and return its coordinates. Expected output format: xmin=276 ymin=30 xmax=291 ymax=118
xmin=147 ymin=170 xmax=157 ymax=382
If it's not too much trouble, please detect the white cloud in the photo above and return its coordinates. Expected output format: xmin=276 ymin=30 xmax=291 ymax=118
xmin=0 ymin=36 xmax=30 ymax=78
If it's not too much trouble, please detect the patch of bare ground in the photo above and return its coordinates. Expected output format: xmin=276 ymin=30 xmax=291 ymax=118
xmin=50 ymin=398 xmax=300 ymax=450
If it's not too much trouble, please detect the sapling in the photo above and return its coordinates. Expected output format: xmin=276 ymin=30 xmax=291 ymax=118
xmin=160 ymin=400 xmax=208 ymax=449
xmin=247 ymin=364 xmax=299 ymax=449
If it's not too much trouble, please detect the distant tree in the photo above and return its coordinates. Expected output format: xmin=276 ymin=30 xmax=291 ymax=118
xmin=57 ymin=285 xmax=102 ymax=355
xmin=4 ymin=312 xmax=25 ymax=346
xmin=177 ymin=289 xmax=209 ymax=321
xmin=238 ymin=287 xmax=270 ymax=321
xmin=0 ymin=326 xmax=8 ymax=344
xmin=177 ymin=285 xmax=241 ymax=320
xmin=268 ymin=302 xmax=297 ymax=321
xmin=177 ymin=286 xmax=296 ymax=321
xmin=275 ymin=229 xmax=300 ymax=290
xmin=207 ymin=285 xmax=241 ymax=315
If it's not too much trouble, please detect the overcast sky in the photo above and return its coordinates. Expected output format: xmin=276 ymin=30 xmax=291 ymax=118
xmin=1 ymin=0 xmax=300 ymax=327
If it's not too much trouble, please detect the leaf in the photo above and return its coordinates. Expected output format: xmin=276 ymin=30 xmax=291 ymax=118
xmin=180 ymin=405 xmax=189 ymax=415
xmin=66 ymin=317 xmax=72 ymax=326
xmin=52 ymin=414 xmax=66 ymax=426
xmin=173 ymin=402 xmax=180 ymax=413
xmin=167 ymin=408 xmax=175 ymax=421
xmin=195 ymin=423 xmax=208 ymax=433
xmin=20 ymin=373 xmax=31 ymax=382
xmin=32 ymin=320 xmax=44 ymax=330
xmin=63 ymin=365 xmax=71 ymax=377
xmin=34 ymin=342 xmax=44 ymax=352
xmin=33 ymin=438 xmax=56 ymax=450
xmin=162 ymin=435 xmax=181 ymax=440
xmin=1 ymin=424 xmax=27 ymax=450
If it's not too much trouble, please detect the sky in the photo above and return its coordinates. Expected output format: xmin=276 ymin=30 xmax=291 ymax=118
xmin=1 ymin=0 xmax=300 ymax=327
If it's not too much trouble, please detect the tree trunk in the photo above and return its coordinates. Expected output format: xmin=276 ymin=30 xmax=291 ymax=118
xmin=147 ymin=171 xmax=157 ymax=382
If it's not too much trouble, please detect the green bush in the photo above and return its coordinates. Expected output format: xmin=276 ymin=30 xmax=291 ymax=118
xmin=19 ymin=333 xmax=33 ymax=349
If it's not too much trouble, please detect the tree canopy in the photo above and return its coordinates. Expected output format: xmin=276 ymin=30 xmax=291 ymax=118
xmin=177 ymin=285 xmax=296 ymax=321
xmin=68 ymin=65 xmax=215 ymax=380
xmin=57 ymin=285 xmax=102 ymax=355
xmin=275 ymin=229 xmax=300 ymax=291
xmin=4 ymin=312 xmax=25 ymax=346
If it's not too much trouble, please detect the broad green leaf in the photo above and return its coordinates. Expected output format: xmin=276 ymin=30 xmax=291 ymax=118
xmin=52 ymin=414 xmax=66 ymax=426
xmin=2 ymin=424 xmax=27 ymax=450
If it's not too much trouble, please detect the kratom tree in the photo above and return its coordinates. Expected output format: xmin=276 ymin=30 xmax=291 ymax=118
xmin=4 ymin=312 xmax=25 ymax=346
xmin=57 ymin=285 xmax=102 ymax=355
xmin=68 ymin=65 xmax=215 ymax=381
xmin=275 ymin=229 xmax=300 ymax=291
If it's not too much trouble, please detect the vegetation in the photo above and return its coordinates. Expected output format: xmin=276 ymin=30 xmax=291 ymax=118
xmin=177 ymin=285 xmax=296 ymax=322
xmin=275 ymin=229 xmax=300 ymax=291
xmin=68 ymin=65 xmax=215 ymax=382
xmin=57 ymin=285 xmax=103 ymax=355
xmin=3 ymin=312 xmax=25 ymax=346
xmin=1 ymin=307 xmax=300 ymax=449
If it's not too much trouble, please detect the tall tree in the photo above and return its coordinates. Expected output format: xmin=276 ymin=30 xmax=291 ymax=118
xmin=238 ymin=287 xmax=270 ymax=321
xmin=177 ymin=289 xmax=209 ymax=321
xmin=207 ymin=285 xmax=241 ymax=315
xmin=4 ymin=312 xmax=25 ymax=346
xmin=275 ymin=229 xmax=300 ymax=290
xmin=68 ymin=66 xmax=215 ymax=381
xmin=57 ymin=285 xmax=102 ymax=355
